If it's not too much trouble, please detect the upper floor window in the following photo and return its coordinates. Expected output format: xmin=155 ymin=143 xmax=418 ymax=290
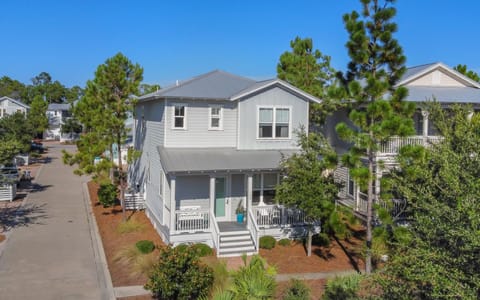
xmin=258 ymin=107 xmax=290 ymax=139
xmin=173 ymin=104 xmax=186 ymax=129
xmin=209 ymin=105 xmax=223 ymax=130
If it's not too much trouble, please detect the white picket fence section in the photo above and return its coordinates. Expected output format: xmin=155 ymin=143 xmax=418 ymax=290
xmin=0 ymin=184 xmax=16 ymax=202
xmin=124 ymin=193 xmax=145 ymax=210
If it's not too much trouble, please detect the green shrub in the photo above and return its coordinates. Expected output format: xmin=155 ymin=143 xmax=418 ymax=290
xmin=192 ymin=243 xmax=213 ymax=257
xmin=135 ymin=240 xmax=155 ymax=254
xmin=97 ymin=183 xmax=117 ymax=207
xmin=278 ymin=238 xmax=291 ymax=247
xmin=145 ymin=245 xmax=214 ymax=299
xmin=259 ymin=236 xmax=276 ymax=249
xmin=175 ymin=243 xmax=189 ymax=252
xmin=312 ymin=233 xmax=331 ymax=247
xmin=322 ymin=274 xmax=361 ymax=300
xmin=283 ymin=279 xmax=311 ymax=300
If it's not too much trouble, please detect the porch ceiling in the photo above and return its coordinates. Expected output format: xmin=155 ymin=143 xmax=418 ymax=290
xmin=158 ymin=147 xmax=297 ymax=174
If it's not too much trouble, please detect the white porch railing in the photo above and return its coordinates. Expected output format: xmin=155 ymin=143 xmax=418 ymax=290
xmin=247 ymin=209 xmax=260 ymax=251
xmin=210 ymin=208 xmax=220 ymax=253
xmin=124 ymin=192 xmax=145 ymax=210
xmin=0 ymin=184 xmax=16 ymax=202
xmin=379 ymin=135 xmax=443 ymax=155
xmin=252 ymin=205 xmax=307 ymax=228
xmin=356 ymin=192 xmax=368 ymax=214
xmin=174 ymin=208 xmax=210 ymax=233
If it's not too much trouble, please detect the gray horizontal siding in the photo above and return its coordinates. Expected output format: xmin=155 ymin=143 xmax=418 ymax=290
xmin=334 ymin=166 xmax=349 ymax=199
xmin=175 ymin=175 xmax=210 ymax=210
xmin=238 ymin=86 xmax=307 ymax=150
xmin=165 ymin=99 xmax=237 ymax=148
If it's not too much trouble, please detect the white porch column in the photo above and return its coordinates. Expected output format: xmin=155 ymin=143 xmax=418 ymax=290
xmin=209 ymin=176 xmax=215 ymax=215
xmin=259 ymin=173 xmax=265 ymax=205
xmin=422 ymin=110 xmax=429 ymax=143
xmin=247 ymin=173 xmax=253 ymax=213
xmin=170 ymin=176 xmax=176 ymax=232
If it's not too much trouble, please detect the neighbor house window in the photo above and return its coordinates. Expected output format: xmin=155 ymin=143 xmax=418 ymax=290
xmin=258 ymin=107 xmax=290 ymax=139
xmin=209 ymin=106 xmax=223 ymax=130
xmin=173 ymin=104 xmax=186 ymax=129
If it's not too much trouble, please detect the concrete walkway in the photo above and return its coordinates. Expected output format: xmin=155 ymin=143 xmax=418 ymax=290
xmin=0 ymin=144 xmax=114 ymax=300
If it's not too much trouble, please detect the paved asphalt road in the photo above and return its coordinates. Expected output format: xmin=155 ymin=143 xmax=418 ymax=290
xmin=0 ymin=144 xmax=110 ymax=299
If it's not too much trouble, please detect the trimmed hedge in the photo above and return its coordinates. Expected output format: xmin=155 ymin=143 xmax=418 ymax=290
xmin=97 ymin=183 xmax=117 ymax=207
xmin=312 ymin=233 xmax=330 ymax=247
xmin=278 ymin=238 xmax=291 ymax=247
xmin=136 ymin=240 xmax=155 ymax=254
xmin=259 ymin=236 xmax=276 ymax=249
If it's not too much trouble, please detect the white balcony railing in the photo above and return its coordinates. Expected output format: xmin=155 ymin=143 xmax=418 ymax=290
xmin=252 ymin=205 xmax=307 ymax=228
xmin=379 ymin=135 xmax=443 ymax=155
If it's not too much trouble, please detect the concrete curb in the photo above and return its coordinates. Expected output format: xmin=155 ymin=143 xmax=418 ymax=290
xmin=114 ymin=285 xmax=151 ymax=298
xmin=276 ymin=270 xmax=358 ymax=282
xmin=82 ymin=180 xmax=116 ymax=300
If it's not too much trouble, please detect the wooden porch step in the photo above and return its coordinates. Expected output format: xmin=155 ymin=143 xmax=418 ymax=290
xmin=219 ymin=230 xmax=250 ymax=236
xmin=217 ymin=230 xmax=257 ymax=257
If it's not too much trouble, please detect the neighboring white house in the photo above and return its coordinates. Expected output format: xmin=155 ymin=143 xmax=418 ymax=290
xmin=129 ymin=70 xmax=321 ymax=256
xmin=328 ymin=62 xmax=480 ymax=219
xmin=0 ymin=96 xmax=29 ymax=118
xmin=44 ymin=103 xmax=73 ymax=141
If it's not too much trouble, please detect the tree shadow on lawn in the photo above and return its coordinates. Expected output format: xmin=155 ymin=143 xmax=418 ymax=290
xmin=0 ymin=203 xmax=48 ymax=232
xmin=333 ymin=235 xmax=362 ymax=273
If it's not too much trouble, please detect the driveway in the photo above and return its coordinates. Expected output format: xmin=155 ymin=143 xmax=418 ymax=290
xmin=0 ymin=143 xmax=111 ymax=299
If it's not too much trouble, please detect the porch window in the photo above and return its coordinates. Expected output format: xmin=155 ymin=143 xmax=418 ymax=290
xmin=252 ymin=173 xmax=279 ymax=205
xmin=173 ymin=104 xmax=186 ymax=129
xmin=258 ymin=107 xmax=290 ymax=139
xmin=209 ymin=106 xmax=223 ymax=130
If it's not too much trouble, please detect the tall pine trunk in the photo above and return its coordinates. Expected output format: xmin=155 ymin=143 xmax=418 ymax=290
xmin=365 ymin=132 xmax=374 ymax=274
xmin=109 ymin=144 xmax=114 ymax=182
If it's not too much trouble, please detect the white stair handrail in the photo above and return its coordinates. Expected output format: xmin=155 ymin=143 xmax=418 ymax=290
xmin=247 ymin=208 xmax=260 ymax=251
xmin=210 ymin=208 xmax=220 ymax=254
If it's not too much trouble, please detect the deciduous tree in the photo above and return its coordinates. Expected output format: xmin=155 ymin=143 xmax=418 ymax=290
xmin=335 ymin=0 xmax=415 ymax=274
xmin=276 ymin=129 xmax=346 ymax=256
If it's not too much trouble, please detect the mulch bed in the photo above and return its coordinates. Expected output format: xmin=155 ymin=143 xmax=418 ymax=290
xmin=260 ymin=234 xmax=365 ymax=274
xmin=88 ymin=180 xmax=365 ymax=299
xmin=87 ymin=181 xmax=165 ymax=287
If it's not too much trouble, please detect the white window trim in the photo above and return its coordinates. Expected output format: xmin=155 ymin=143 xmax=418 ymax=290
xmin=172 ymin=103 xmax=187 ymax=130
xmin=256 ymin=106 xmax=292 ymax=140
xmin=208 ymin=105 xmax=223 ymax=130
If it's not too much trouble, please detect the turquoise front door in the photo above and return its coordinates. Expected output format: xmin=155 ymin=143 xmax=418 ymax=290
xmin=215 ymin=177 xmax=227 ymax=220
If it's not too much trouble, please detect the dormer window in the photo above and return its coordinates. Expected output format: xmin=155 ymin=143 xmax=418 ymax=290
xmin=209 ymin=105 xmax=223 ymax=130
xmin=258 ymin=107 xmax=291 ymax=139
xmin=173 ymin=104 xmax=186 ymax=129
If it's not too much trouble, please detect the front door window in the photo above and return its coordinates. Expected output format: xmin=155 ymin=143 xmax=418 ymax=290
xmin=214 ymin=178 xmax=226 ymax=218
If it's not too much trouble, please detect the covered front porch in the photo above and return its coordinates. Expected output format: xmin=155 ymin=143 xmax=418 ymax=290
xmin=158 ymin=147 xmax=308 ymax=255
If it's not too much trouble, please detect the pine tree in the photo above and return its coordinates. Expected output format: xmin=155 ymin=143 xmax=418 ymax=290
xmin=27 ymin=95 xmax=49 ymax=136
xmin=277 ymin=36 xmax=337 ymax=125
xmin=335 ymin=0 xmax=415 ymax=274
xmin=64 ymin=53 xmax=143 ymax=220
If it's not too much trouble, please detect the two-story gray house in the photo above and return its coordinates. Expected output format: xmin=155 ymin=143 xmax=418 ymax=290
xmin=328 ymin=62 xmax=480 ymax=219
xmin=129 ymin=70 xmax=320 ymax=256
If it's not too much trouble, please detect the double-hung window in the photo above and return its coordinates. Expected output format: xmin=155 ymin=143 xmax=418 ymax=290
xmin=258 ymin=107 xmax=290 ymax=139
xmin=173 ymin=104 xmax=186 ymax=129
xmin=209 ymin=106 xmax=223 ymax=130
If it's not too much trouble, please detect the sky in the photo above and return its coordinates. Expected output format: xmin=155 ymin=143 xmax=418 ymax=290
xmin=1 ymin=0 xmax=479 ymax=88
